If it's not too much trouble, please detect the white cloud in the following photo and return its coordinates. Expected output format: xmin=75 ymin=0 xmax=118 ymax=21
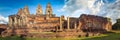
xmin=0 ymin=15 xmax=8 ymax=24
xmin=100 ymin=0 xmax=120 ymax=24
xmin=58 ymin=0 xmax=120 ymax=24
xmin=58 ymin=0 xmax=100 ymax=17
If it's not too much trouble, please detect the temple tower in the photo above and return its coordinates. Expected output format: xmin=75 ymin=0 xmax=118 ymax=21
xmin=17 ymin=8 xmax=25 ymax=17
xmin=23 ymin=5 xmax=30 ymax=16
xmin=45 ymin=2 xmax=53 ymax=17
xmin=17 ymin=8 xmax=23 ymax=15
xmin=22 ymin=6 xmax=29 ymax=26
xmin=36 ymin=4 xmax=43 ymax=15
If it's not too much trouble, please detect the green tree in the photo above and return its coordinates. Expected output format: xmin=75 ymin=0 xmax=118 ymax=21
xmin=112 ymin=19 xmax=120 ymax=30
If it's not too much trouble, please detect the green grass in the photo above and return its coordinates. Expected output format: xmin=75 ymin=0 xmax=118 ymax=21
xmin=29 ymin=32 xmax=54 ymax=34
xmin=0 ymin=36 xmax=25 ymax=40
xmin=0 ymin=30 xmax=120 ymax=40
xmin=82 ymin=32 xmax=120 ymax=40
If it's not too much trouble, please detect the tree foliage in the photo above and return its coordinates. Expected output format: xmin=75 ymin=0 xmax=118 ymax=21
xmin=112 ymin=19 xmax=120 ymax=30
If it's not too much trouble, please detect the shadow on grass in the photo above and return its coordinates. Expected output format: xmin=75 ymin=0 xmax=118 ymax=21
xmin=82 ymin=32 xmax=120 ymax=40
xmin=0 ymin=36 xmax=25 ymax=40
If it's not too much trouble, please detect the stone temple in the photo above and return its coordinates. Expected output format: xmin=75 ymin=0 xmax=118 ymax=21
xmin=0 ymin=3 xmax=112 ymax=38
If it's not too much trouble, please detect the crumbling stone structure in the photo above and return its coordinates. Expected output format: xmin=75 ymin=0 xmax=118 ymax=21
xmin=78 ymin=14 xmax=112 ymax=32
xmin=1 ymin=3 xmax=112 ymax=37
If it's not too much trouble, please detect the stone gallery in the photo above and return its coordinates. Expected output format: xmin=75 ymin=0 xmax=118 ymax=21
xmin=0 ymin=3 xmax=112 ymax=38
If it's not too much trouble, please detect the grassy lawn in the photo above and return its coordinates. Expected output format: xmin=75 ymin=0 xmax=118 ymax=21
xmin=0 ymin=36 xmax=25 ymax=40
xmin=81 ymin=31 xmax=120 ymax=40
xmin=0 ymin=30 xmax=120 ymax=40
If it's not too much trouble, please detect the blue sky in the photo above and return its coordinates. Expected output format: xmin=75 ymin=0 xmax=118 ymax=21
xmin=0 ymin=0 xmax=116 ymax=17
xmin=0 ymin=0 xmax=64 ymax=17
xmin=0 ymin=0 xmax=119 ymax=24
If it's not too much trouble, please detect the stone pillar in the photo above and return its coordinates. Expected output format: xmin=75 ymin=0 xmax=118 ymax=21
xmin=20 ymin=17 xmax=23 ymax=27
xmin=16 ymin=17 xmax=19 ymax=26
xmin=9 ymin=17 xmax=12 ymax=27
xmin=14 ymin=17 xmax=17 ymax=27
xmin=22 ymin=17 xmax=26 ymax=26
xmin=78 ymin=21 xmax=82 ymax=30
xmin=25 ymin=16 xmax=28 ymax=26
xmin=67 ymin=17 xmax=70 ymax=30
xmin=18 ymin=18 xmax=21 ymax=27
xmin=56 ymin=26 xmax=58 ymax=32
xmin=60 ymin=16 xmax=63 ymax=31
xmin=20 ymin=18 xmax=23 ymax=27
xmin=74 ymin=22 xmax=77 ymax=29
xmin=8 ymin=17 xmax=11 ymax=27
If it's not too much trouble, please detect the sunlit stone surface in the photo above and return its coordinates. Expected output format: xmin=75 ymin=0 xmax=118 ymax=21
xmin=0 ymin=3 xmax=112 ymax=38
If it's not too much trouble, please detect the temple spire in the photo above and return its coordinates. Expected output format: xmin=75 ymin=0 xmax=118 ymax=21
xmin=36 ymin=4 xmax=43 ymax=15
xmin=17 ymin=8 xmax=23 ymax=15
xmin=23 ymin=5 xmax=30 ymax=16
xmin=45 ymin=2 xmax=52 ymax=17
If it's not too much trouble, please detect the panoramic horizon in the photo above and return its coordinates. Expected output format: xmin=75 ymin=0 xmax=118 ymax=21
xmin=0 ymin=0 xmax=120 ymax=40
xmin=0 ymin=0 xmax=119 ymax=24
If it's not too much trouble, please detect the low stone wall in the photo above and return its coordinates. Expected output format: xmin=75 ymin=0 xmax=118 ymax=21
xmin=21 ymin=32 xmax=101 ymax=38
xmin=1 ymin=28 xmax=101 ymax=38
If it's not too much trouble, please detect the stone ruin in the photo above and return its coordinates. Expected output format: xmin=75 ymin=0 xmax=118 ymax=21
xmin=0 ymin=24 xmax=7 ymax=35
xmin=0 ymin=3 xmax=112 ymax=38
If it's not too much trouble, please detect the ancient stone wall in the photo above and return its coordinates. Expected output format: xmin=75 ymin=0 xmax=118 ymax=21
xmin=78 ymin=14 xmax=112 ymax=32
xmin=5 ymin=3 xmax=112 ymax=38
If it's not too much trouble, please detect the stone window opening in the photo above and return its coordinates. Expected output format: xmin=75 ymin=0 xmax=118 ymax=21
xmin=48 ymin=11 xmax=50 ymax=14
xmin=12 ymin=18 xmax=14 ymax=23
